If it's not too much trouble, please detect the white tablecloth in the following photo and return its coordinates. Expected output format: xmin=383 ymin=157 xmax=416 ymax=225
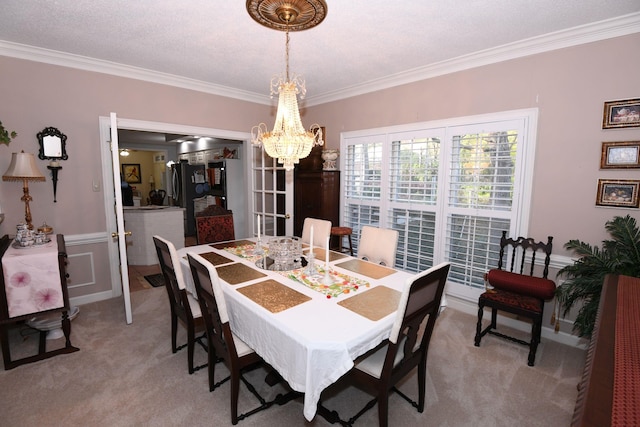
xmin=177 ymin=240 xmax=412 ymax=421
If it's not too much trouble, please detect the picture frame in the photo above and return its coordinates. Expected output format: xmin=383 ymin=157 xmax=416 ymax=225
xmin=602 ymin=98 xmax=640 ymax=129
xmin=122 ymin=163 xmax=142 ymax=184
xmin=596 ymin=179 xmax=640 ymax=208
xmin=600 ymin=141 xmax=640 ymax=169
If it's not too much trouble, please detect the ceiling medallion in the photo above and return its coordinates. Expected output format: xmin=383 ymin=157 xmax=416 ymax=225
xmin=246 ymin=0 xmax=327 ymax=32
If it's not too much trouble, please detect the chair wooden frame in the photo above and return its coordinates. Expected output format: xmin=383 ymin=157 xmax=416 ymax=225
xmin=153 ymin=236 xmax=206 ymax=374
xmin=187 ymin=252 xmax=285 ymax=424
xmin=318 ymin=262 xmax=450 ymax=427
xmin=474 ymin=231 xmax=554 ymax=366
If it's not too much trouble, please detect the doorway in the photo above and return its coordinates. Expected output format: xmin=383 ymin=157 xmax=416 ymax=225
xmin=99 ymin=117 xmax=253 ymax=311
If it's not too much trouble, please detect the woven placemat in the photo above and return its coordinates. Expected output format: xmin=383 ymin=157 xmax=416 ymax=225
xmin=337 ymin=285 xmax=401 ymax=321
xmin=335 ymin=259 xmax=396 ymax=280
xmin=216 ymin=262 xmax=266 ymax=285
xmin=197 ymin=251 xmax=234 ymax=266
xmin=211 ymin=239 xmax=254 ymax=249
xmin=236 ymin=279 xmax=311 ymax=313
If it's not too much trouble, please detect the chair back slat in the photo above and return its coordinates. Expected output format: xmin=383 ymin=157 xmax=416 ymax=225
xmin=498 ymin=231 xmax=553 ymax=279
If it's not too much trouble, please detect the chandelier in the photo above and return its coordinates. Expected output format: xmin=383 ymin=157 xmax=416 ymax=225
xmin=248 ymin=0 xmax=327 ymax=170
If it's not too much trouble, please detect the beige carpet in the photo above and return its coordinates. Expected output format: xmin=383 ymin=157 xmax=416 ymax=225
xmin=0 ymin=287 xmax=584 ymax=426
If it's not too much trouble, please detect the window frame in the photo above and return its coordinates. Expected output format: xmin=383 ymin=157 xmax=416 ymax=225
xmin=340 ymin=109 xmax=538 ymax=303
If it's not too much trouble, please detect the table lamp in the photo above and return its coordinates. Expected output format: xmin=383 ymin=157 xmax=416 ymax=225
xmin=2 ymin=151 xmax=46 ymax=229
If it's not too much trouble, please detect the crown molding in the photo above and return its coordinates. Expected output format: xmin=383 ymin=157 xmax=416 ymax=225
xmin=306 ymin=12 xmax=640 ymax=106
xmin=0 ymin=41 xmax=271 ymax=105
xmin=1 ymin=12 xmax=638 ymax=107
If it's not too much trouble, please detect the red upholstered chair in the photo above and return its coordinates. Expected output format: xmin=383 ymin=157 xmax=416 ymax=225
xmin=195 ymin=205 xmax=235 ymax=245
xmin=474 ymin=231 xmax=555 ymax=366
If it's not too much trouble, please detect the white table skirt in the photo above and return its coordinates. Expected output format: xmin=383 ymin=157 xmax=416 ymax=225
xmin=177 ymin=240 xmax=412 ymax=421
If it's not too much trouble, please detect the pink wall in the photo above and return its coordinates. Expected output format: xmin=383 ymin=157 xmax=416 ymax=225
xmin=0 ymin=59 xmax=268 ymax=236
xmin=0 ymin=58 xmax=270 ymax=298
xmin=0 ymin=33 xmax=639 ymax=300
xmin=309 ymin=33 xmax=640 ymax=256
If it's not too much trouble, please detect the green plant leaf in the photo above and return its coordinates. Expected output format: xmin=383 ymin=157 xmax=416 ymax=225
xmin=555 ymin=215 xmax=640 ymax=337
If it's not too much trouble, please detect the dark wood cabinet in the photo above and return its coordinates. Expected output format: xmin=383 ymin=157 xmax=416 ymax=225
xmin=294 ymin=170 xmax=340 ymax=237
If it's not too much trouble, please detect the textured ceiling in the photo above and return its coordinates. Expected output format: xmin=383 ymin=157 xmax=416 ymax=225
xmin=1 ymin=1 xmax=639 ymax=106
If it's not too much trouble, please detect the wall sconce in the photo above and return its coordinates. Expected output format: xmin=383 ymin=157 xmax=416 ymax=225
xmin=37 ymin=127 xmax=68 ymax=202
xmin=2 ymin=151 xmax=46 ymax=229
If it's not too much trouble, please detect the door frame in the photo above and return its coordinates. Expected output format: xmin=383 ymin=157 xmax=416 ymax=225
xmin=98 ymin=116 xmax=252 ymax=308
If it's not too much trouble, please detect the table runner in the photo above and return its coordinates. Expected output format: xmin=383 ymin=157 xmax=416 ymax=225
xmin=2 ymin=240 xmax=62 ymax=318
xmin=335 ymin=258 xmax=396 ymax=279
xmin=236 ymin=279 xmax=311 ymax=313
xmin=211 ymin=239 xmax=254 ymax=249
xmin=222 ymin=242 xmax=267 ymax=262
xmin=215 ymin=263 xmax=267 ymax=285
xmin=338 ymin=285 xmax=401 ymax=321
xmin=612 ymin=276 xmax=640 ymax=426
xmin=281 ymin=265 xmax=370 ymax=298
xmin=310 ymin=247 xmax=348 ymax=262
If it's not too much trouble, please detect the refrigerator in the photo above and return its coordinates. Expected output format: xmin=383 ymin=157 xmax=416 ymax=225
xmin=171 ymin=160 xmax=208 ymax=236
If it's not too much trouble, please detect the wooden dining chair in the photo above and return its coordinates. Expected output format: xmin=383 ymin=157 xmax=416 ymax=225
xmin=187 ymin=252 xmax=276 ymax=424
xmin=474 ymin=231 xmax=555 ymax=366
xmin=301 ymin=217 xmax=332 ymax=248
xmin=319 ymin=262 xmax=451 ymax=427
xmin=195 ymin=205 xmax=235 ymax=245
xmin=357 ymin=225 xmax=399 ymax=267
xmin=152 ymin=235 xmax=206 ymax=374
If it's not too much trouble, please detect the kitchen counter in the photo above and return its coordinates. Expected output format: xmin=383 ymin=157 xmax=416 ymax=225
xmin=123 ymin=206 xmax=185 ymax=265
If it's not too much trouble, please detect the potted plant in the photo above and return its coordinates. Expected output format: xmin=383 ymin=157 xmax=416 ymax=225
xmin=555 ymin=215 xmax=640 ymax=337
xmin=0 ymin=120 xmax=17 ymax=145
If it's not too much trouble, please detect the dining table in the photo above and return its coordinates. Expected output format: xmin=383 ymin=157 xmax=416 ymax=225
xmin=176 ymin=237 xmax=415 ymax=421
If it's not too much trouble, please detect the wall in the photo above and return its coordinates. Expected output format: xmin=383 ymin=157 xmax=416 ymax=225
xmin=0 ymin=57 xmax=269 ymax=302
xmin=119 ymin=150 xmax=156 ymax=205
xmin=310 ymin=33 xmax=640 ymax=260
xmin=1 ymin=33 xmax=638 ymax=337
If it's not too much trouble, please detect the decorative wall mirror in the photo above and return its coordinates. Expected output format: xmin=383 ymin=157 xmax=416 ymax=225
xmin=37 ymin=127 xmax=68 ymax=161
xmin=37 ymin=127 xmax=68 ymax=203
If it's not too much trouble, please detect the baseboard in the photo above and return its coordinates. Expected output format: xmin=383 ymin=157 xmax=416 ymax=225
xmin=444 ymin=293 xmax=587 ymax=349
xmin=70 ymin=290 xmax=115 ymax=307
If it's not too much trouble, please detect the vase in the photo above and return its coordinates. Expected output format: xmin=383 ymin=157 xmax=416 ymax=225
xmin=321 ymin=149 xmax=339 ymax=170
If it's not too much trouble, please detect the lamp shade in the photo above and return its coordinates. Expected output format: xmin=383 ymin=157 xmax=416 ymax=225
xmin=2 ymin=151 xmax=46 ymax=182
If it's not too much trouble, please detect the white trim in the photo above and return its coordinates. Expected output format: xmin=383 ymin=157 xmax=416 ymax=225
xmin=69 ymin=290 xmax=114 ymax=307
xmin=310 ymin=13 xmax=640 ymax=105
xmin=0 ymin=41 xmax=268 ymax=105
xmin=66 ymin=252 xmax=97 ymax=289
xmin=98 ymin=116 xmax=252 ymax=303
xmin=1 ymin=13 xmax=638 ymax=106
xmin=445 ymin=294 xmax=588 ymax=349
xmin=63 ymin=232 xmax=109 ymax=246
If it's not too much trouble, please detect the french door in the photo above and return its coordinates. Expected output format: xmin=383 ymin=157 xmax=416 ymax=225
xmin=251 ymin=144 xmax=294 ymax=238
